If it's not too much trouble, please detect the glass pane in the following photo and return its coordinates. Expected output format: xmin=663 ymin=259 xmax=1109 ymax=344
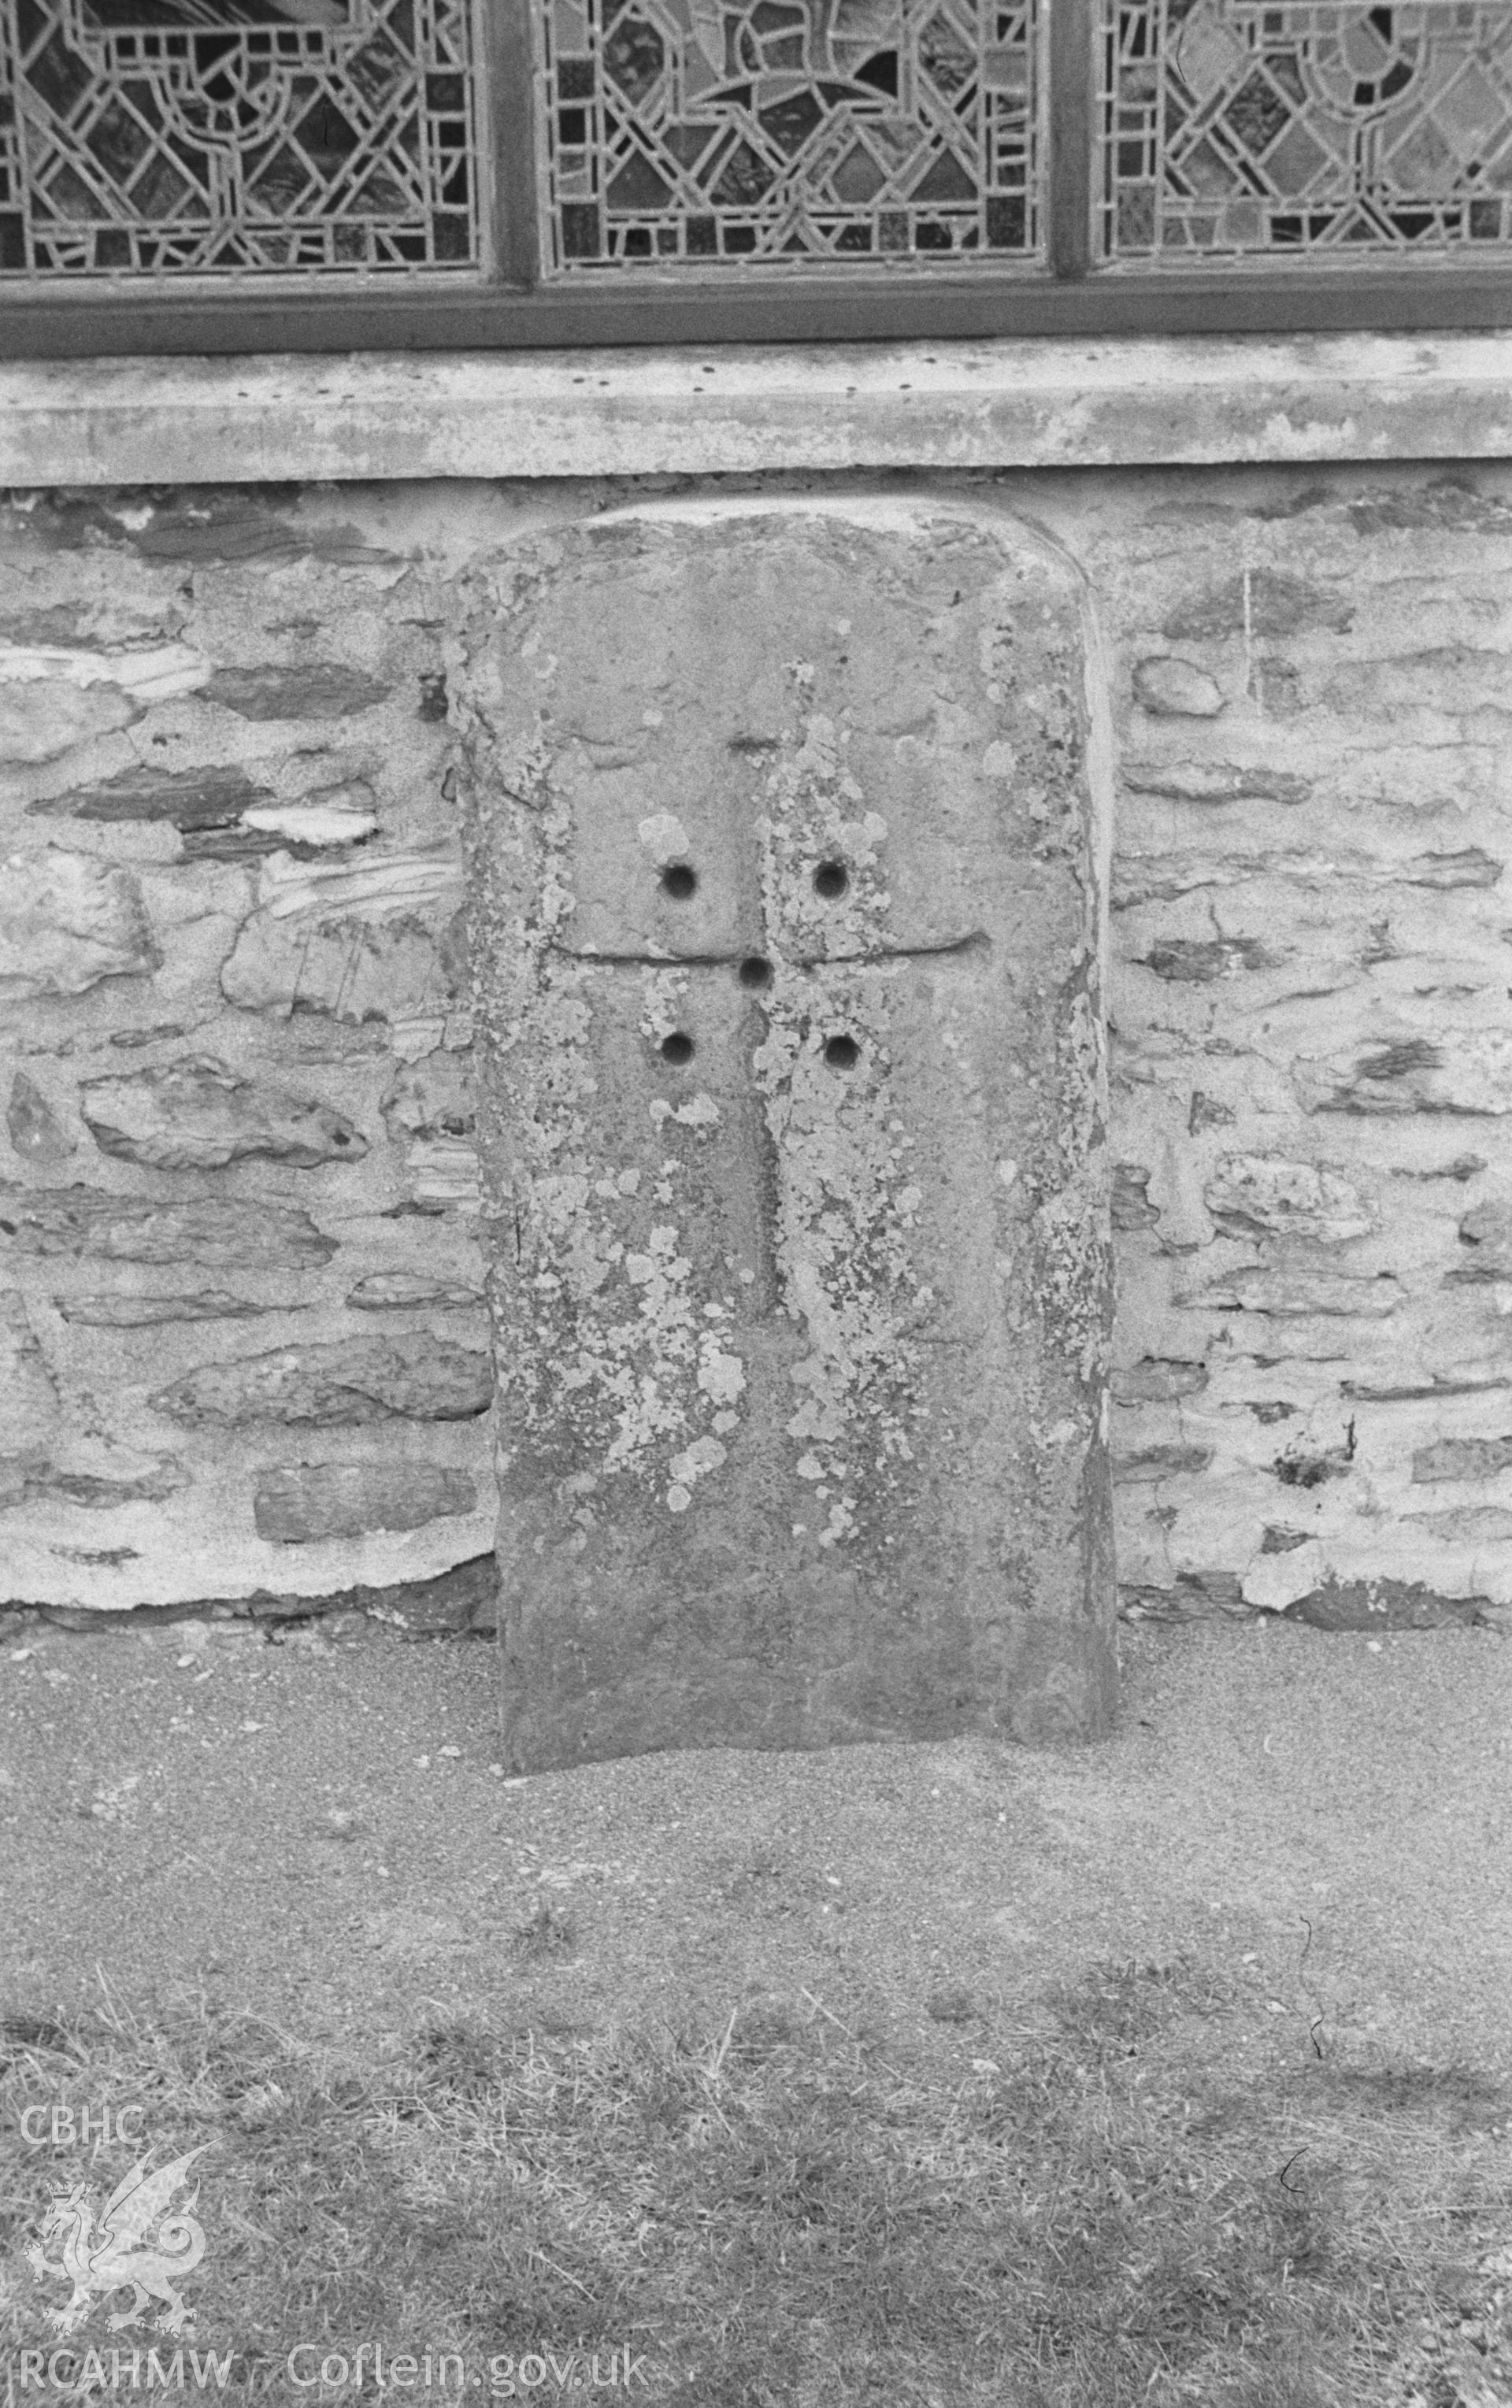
xmin=535 ymin=0 xmax=1043 ymax=269
xmin=1100 ymin=0 xmax=1512 ymax=261
xmin=0 ymin=0 xmax=482 ymax=279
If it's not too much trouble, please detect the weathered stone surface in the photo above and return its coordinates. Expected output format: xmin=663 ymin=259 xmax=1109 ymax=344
xmin=218 ymin=920 xmax=446 ymax=1021
xmin=378 ymin=1035 xmax=481 ymax=1211
xmin=113 ymin=494 xmax=402 ymax=569
xmin=0 ymin=851 xmax=159 ymax=999
xmin=1451 ymin=1198 xmax=1512 ymax=1280
xmin=380 ymin=1054 xmax=475 ymax=1139
xmin=1397 ymin=1153 xmax=1487 ymax=1184
xmin=1284 ymin=1578 xmax=1485 ymax=1630
xmin=1261 ymin=1524 xmax=1312 ymax=1552
xmin=1 ymin=1453 xmax=187 ymax=1511
xmin=1324 ymin=648 xmax=1512 ymax=721
xmin=254 ymin=1460 xmax=478 ymax=1542
xmin=7 ymin=1072 xmax=75 ymax=1161
xmin=150 ymin=1336 xmax=493 ymax=1426
xmin=0 ymin=1454 xmax=32 ymax=1512
xmin=402 ymin=1138 xmax=482 ymax=1213
xmin=346 ymin=1272 xmax=484 ymax=1310
xmin=239 ymin=787 xmax=378 ymax=849
xmin=342 ymin=1552 xmax=497 ymax=1634
xmin=204 ymin=664 xmax=389 ymax=721
xmin=0 ymin=679 xmax=141 ymax=764
xmin=1347 ymin=477 xmax=1512 ymax=536
xmin=15 ymin=1554 xmax=495 ymax=1632
xmin=78 ymin=1055 xmax=367 ymax=1170
xmin=1163 ymin=569 xmax=1354 ymax=640
xmin=1132 ymin=657 xmax=1225 ymax=717
xmin=0 ymin=640 xmax=208 ymax=702
xmin=32 ymin=762 xmax=271 ymax=834
xmin=1295 ymin=1032 xmax=1512 ymax=1116
xmin=0 ymin=603 xmax=92 ymax=645
xmin=246 ymin=847 xmax=463 ymax=923
xmin=1111 ymin=1359 xmax=1208 ymax=1403
xmin=1177 ymin=1267 xmax=1403 ymax=1317
xmin=1140 ymin=935 xmax=1277 ymax=980
xmin=1251 ymin=658 xmax=1302 ymax=715
xmin=54 ymin=1292 xmax=291 ymax=1326
xmin=1405 ymin=1505 xmax=1512 ymax=1540
xmin=1123 ymin=758 xmax=1311 ymax=806
xmin=1411 ymin=1436 xmax=1512 ymax=1484
xmin=1119 ymin=1576 xmax=1247 ymax=1623
xmin=219 ymin=846 xmax=462 ymax=1022
xmin=17 ymin=465 xmax=1512 ymax=1641
xmin=0 ymin=1184 xmax=336 ymax=1267
xmin=1112 ymin=1164 xmax=1158 ymax=1230
xmin=0 ymin=1290 xmax=57 ymax=1454
xmin=1273 ymin=1433 xmax=1355 ymax=1485
xmin=1114 ymin=846 xmax=1503 ymax=907
xmin=1203 ymin=1155 xmax=1375 ymax=1242
xmin=389 ymin=1013 xmax=450 ymax=1062
xmin=232 ymin=1553 xmax=496 ymax=1629
xmin=461 ymin=500 xmax=1114 ymax=1770
xmin=1402 ymin=849 xmax=1503 ymax=888
xmin=1114 ymin=1443 xmax=1214 ymax=1483
xmin=1344 ymin=1370 xmax=1512 ymax=1401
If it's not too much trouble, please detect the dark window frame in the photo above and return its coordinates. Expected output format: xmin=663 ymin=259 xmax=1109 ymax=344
xmin=6 ymin=0 xmax=1512 ymax=357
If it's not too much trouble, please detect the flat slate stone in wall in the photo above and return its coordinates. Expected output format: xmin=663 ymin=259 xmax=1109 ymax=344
xmin=253 ymin=1461 xmax=478 ymax=1541
xmin=150 ymin=1336 xmax=493 ymax=1428
xmin=78 ymin=1057 xmax=368 ymax=1170
xmin=32 ymin=761 xmax=272 ymax=835
xmin=346 ymin=1271 xmax=484 ymax=1310
xmin=458 ymin=499 xmax=1115 ymax=1769
xmin=203 ymin=665 xmax=390 ymax=721
xmin=55 ymin=1291 xmax=290 ymax=1326
xmin=0 ymin=1186 xmax=337 ymax=1268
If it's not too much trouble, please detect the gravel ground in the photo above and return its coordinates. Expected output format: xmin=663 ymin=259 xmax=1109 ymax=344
xmin=1 ymin=1611 xmax=1508 ymax=2075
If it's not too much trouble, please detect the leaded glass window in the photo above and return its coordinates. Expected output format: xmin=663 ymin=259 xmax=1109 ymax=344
xmin=536 ymin=0 xmax=1043 ymax=268
xmin=1101 ymin=2 xmax=1512 ymax=258
xmin=6 ymin=1 xmax=1512 ymax=335
xmin=1 ymin=0 xmax=482 ymax=276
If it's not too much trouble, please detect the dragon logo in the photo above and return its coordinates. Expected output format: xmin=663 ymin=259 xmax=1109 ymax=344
xmin=25 ymin=2145 xmax=210 ymax=2336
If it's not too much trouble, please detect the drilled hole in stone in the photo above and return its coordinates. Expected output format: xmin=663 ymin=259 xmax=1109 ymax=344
xmin=738 ymin=956 xmax=773 ymax=990
xmin=661 ymin=864 xmax=698 ymax=899
xmin=660 ymin=1032 xmax=695 ymax=1064
xmin=824 ymin=1035 xmax=859 ymax=1071
xmin=813 ymin=860 xmax=849 ymax=899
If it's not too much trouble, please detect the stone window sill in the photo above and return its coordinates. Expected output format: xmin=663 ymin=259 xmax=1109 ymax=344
xmin=2 ymin=331 xmax=1510 ymax=487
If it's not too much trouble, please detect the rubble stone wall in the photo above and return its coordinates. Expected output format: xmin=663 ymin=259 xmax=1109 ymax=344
xmin=4 ymin=464 xmax=1511 ymax=1636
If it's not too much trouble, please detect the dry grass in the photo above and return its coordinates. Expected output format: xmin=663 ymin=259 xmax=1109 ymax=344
xmin=1 ymin=1962 xmax=1509 ymax=2407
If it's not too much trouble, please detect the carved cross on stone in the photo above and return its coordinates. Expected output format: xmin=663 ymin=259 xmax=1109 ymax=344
xmin=457 ymin=498 xmax=1115 ymax=1772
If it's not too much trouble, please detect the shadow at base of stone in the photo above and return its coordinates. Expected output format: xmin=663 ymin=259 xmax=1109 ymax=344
xmin=1119 ymin=1573 xmax=1511 ymax=1636
xmin=0 ymin=1551 xmax=499 ymax=1640
xmin=5 ymin=1563 xmax=1510 ymax=1648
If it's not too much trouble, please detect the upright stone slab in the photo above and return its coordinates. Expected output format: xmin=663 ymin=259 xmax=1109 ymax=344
xmin=457 ymin=501 xmax=1114 ymax=1772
